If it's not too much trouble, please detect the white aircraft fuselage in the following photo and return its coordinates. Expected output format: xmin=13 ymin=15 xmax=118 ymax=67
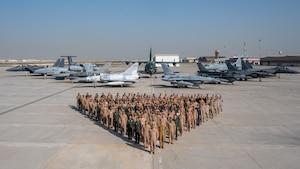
xmin=100 ymin=73 xmax=139 ymax=82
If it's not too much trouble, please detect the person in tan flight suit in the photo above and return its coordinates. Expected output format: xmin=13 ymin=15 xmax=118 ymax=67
xmin=149 ymin=123 xmax=159 ymax=154
xmin=186 ymin=105 xmax=193 ymax=132
xmin=142 ymin=120 xmax=150 ymax=148
xmin=168 ymin=118 xmax=175 ymax=144
xmin=108 ymin=107 xmax=114 ymax=129
xmin=178 ymin=108 xmax=184 ymax=137
xmin=76 ymin=93 xmax=81 ymax=110
xmin=209 ymin=99 xmax=215 ymax=119
xmin=119 ymin=110 xmax=127 ymax=136
xmin=158 ymin=113 xmax=167 ymax=148
xmin=200 ymin=99 xmax=206 ymax=123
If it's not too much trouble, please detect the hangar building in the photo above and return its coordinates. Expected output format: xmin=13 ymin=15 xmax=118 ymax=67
xmin=260 ymin=55 xmax=300 ymax=66
xmin=154 ymin=54 xmax=180 ymax=67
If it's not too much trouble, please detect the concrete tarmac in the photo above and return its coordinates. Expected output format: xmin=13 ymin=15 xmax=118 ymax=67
xmin=0 ymin=64 xmax=300 ymax=169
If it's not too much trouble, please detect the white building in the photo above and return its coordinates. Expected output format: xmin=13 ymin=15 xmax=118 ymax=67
xmin=243 ymin=57 xmax=260 ymax=65
xmin=154 ymin=54 xmax=180 ymax=67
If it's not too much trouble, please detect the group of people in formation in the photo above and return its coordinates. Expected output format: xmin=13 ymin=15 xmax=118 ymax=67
xmin=76 ymin=92 xmax=223 ymax=154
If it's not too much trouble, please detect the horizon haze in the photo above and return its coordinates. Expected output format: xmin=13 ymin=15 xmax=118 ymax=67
xmin=1 ymin=0 xmax=300 ymax=61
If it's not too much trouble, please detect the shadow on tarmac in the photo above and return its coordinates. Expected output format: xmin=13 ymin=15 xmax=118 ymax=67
xmin=69 ymin=105 xmax=151 ymax=154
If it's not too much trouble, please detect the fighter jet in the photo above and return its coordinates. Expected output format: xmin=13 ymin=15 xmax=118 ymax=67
xmin=203 ymin=57 xmax=242 ymax=71
xmin=33 ymin=58 xmax=68 ymax=76
xmin=61 ymin=56 xmax=83 ymax=72
xmin=54 ymin=55 xmax=112 ymax=79
xmin=273 ymin=66 xmax=299 ymax=74
xmin=160 ymin=63 xmax=221 ymax=88
xmin=241 ymin=60 xmax=275 ymax=78
xmin=243 ymin=60 xmax=276 ymax=74
xmin=61 ymin=56 xmax=103 ymax=72
xmin=204 ymin=62 xmax=228 ymax=71
xmin=6 ymin=64 xmax=42 ymax=73
xmin=55 ymin=62 xmax=111 ymax=80
xmin=226 ymin=61 xmax=274 ymax=82
xmin=225 ymin=61 xmax=252 ymax=80
xmin=73 ymin=62 xmax=139 ymax=87
xmin=72 ymin=62 xmax=111 ymax=77
xmin=244 ymin=60 xmax=299 ymax=74
xmin=197 ymin=62 xmax=237 ymax=83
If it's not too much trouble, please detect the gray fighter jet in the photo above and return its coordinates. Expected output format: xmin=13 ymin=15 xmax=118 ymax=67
xmin=160 ymin=63 xmax=221 ymax=88
xmin=6 ymin=64 xmax=42 ymax=73
xmin=197 ymin=62 xmax=237 ymax=83
xmin=203 ymin=57 xmax=242 ymax=71
xmin=273 ymin=66 xmax=299 ymax=74
xmin=241 ymin=60 xmax=276 ymax=78
xmin=73 ymin=62 xmax=139 ymax=87
xmin=226 ymin=61 xmax=274 ymax=82
xmin=55 ymin=56 xmax=111 ymax=79
xmin=244 ymin=60 xmax=299 ymax=74
xmin=225 ymin=61 xmax=252 ymax=80
xmin=33 ymin=58 xmax=68 ymax=76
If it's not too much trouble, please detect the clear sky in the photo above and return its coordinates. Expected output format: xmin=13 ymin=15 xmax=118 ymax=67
xmin=1 ymin=0 xmax=299 ymax=61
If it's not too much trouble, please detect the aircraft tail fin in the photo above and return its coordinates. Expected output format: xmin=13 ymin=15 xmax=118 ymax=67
xmin=82 ymin=64 xmax=94 ymax=73
xmin=53 ymin=58 xmax=61 ymax=67
xmin=58 ymin=58 xmax=65 ymax=67
xmin=241 ymin=60 xmax=249 ymax=70
xmin=233 ymin=57 xmax=242 ymax=68
xmin=245 ymin=60 xmax=253 ymax=69
xmin=68 ymin=56 xmax=74 ymax=65
xmin=53 ymin=58 xmax=65 ymax=67
xmin=226 ymin=61 xmax=238 ymax=71
xmin=61 ymin=56 xmax=76 ymax=68
xmin=197 ymin=62 xmax=209 ymax=72
xmin=122 ymin=62 xmax=139 ymax=75
xmin=149 ymin=48 xmax=152 ymax=62
xmin=98 ymin=62 xmax=112 ymax=73
xmin=161 ymin=63 xmax=175 ymax=75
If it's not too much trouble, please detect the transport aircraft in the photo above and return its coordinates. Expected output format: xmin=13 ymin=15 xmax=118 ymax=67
xmin=73 ymin=62 xmax=139 ymax=87
xmin=125 ymin=48 xmax=178 ymax=76
xmin=160 ymin=63 xmax=221 ymax=88
xmin=55 ymin=56 xmax=111 ymax=79
xmin=55 ymin=62 xmax=111 ymax=80
xmin=142 ymin=47 xmax=156 ymax=76
xmin=61 ymin=56 xmax=105 ymax=72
